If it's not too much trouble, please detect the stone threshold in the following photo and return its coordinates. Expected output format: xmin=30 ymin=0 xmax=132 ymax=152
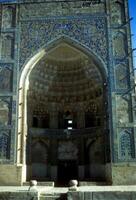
xmin=0 ymin=185 xmax=136 ymax=192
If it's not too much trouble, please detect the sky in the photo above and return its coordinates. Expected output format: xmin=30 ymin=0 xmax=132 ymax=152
xmin=129 ymin=0 xmax=136 ymax=67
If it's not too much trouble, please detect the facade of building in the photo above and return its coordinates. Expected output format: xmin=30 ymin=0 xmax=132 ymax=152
xmin=0 ymin=0 xmax=135 ymax=186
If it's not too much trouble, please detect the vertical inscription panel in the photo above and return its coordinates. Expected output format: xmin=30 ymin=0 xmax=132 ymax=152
xmin=0 ymin=97 xmax=12 ymax=126
xmin=2 ymin=5 xmax=16 ymax=29
xmin=115 ymin=63 xmax=128 ymax=90
xmin=0 ymin=64 xmax=13 ymax=92
xmin=0 ymin=130 xmax=10 ymax=159
xmin=0 ymin=33 xmax=14 ymax=60
xmin=118 ymin=128 xmax=135 ymax=161
xmin=116 ymin=95 xmax=131 ymax=125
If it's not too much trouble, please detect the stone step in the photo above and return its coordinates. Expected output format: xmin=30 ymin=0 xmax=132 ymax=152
xmin=40 ymin=193 xmax=67 ymax=200
xmin=23 ymin=181 xmax=54 ymax=186
xmin=79 ymin=181 xmax=108 ymax=186
xmin=23 ymin=181 xmax=108 ymax=187
xmin=40 ymin=196 xmax=60 ymax=200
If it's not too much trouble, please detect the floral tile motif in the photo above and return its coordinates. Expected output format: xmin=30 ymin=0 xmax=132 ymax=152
xmin=19 ymin=16 xmax=107 ymax=68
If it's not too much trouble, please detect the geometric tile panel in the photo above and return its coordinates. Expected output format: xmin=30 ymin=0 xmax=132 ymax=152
xmin=0 ymin=130 xmax=10 ymax=159
xmin=0 ymin=64 xmax=13 ymax=92
xmin=0 ymin=97 xmax=12 ymax=127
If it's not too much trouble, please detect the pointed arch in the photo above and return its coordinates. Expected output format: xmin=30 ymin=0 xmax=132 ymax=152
xmin=20 ymin=36 xmax=107 ymax=86
xmin=119 ymin=130 xmax=132 ymax=160
xmin=17 ymin=36 xmax=108 ymax=182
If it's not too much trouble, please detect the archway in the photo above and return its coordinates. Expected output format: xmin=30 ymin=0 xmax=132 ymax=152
xmin=17 ymin=37 xmax=110 ymax=184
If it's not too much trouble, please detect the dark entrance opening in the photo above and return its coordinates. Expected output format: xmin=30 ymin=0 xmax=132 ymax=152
xmin=57 ymin=160 xmax=78 ymax=186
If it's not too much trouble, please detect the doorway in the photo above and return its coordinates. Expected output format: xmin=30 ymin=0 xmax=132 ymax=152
xmin=57 ymin=160 xmax=78 ymax=186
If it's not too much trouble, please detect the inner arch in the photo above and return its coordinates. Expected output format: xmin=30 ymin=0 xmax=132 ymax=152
xmin=26 ymin=41 xmax=109 ymax=185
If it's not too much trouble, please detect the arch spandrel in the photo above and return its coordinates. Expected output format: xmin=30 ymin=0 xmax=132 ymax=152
xmin=20 ymin=36 xmax=108 ymax=88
